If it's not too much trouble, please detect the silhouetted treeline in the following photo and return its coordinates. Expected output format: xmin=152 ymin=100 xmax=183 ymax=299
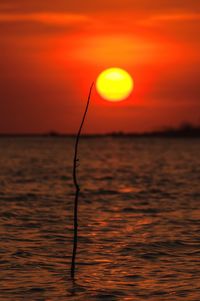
xmin=108 ymin=123 xmax=200 ymax=138
xmin=0 ymin=123 xmax=200 ymax=138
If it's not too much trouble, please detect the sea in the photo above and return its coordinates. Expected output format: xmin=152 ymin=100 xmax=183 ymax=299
xmin=0 ymin=137 xmax=200 ymax=301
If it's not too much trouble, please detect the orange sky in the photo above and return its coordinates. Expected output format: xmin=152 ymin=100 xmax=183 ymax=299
xmin=0 ymin=0 xmax=200 ymax=133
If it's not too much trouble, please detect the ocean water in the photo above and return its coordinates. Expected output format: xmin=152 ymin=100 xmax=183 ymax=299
xmin=0 ymin=137 xmax=200 ymax=301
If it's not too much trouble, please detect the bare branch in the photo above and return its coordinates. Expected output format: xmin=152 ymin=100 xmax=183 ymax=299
xmin=71 ymin=82 xmax=94 ymax=279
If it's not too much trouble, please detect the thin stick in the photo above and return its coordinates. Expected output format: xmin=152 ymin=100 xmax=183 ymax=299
xmin=71 ymin=82 xmax=94 ymax=279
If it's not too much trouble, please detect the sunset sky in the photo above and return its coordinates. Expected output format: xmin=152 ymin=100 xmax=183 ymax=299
xmin=0 ymin=0 xmax=200 ymax=133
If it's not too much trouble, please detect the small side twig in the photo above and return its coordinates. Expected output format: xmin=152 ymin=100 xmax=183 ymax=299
xmin=71 ymin=82 xmax=94 ymax=279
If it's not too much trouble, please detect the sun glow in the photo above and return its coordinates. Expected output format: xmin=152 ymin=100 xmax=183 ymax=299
xmin=96 ymin=68 xmax=134 ymax=102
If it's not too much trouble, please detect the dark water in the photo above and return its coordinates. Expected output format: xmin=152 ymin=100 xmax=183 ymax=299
xmin=0 ymin=137 xmax=200 ymax=301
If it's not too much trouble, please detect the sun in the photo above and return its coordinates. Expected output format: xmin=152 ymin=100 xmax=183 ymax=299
xmin=96 ymin=68 xmax=134 ymax=102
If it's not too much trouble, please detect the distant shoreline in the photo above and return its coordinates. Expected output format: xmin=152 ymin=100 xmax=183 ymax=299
xmin=1 ymin=124 xmax=200 ymax=139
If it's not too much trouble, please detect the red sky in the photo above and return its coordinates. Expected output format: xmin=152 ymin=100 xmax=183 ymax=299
xmin=0 ymin=0 xmax=200 ymax=133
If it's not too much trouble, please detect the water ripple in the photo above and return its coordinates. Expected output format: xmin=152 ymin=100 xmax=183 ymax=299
xmin=0 ymin=137 xmax=200 ymax=300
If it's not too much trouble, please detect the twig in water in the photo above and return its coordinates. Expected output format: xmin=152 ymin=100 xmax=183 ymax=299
xmin=71 ymin=82 xmax=94 ymax=279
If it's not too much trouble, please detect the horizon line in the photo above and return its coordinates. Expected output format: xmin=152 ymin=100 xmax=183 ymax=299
xmin=0 ymin=126 xmax=200 ymax=138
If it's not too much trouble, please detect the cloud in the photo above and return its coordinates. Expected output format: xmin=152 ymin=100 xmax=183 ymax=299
xmin=72 ymin=34 xmax=161 ymax=67
xmin=153 ymin=13 xmax=200 ymax=22
xmin=141 ymin=13 xmax=200 ymax=26
xmin=0 ymin=12 xmax=91 ymax=36
xmin=0 ymin=12 xmax=89 ymax=25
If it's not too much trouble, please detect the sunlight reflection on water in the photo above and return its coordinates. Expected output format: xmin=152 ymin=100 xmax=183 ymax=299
xmin=0 ymin=137 xmax=200 ymax=300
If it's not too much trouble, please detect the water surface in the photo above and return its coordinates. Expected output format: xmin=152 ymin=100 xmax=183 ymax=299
xmin=0 ymin=137 xmax=200 ymax=300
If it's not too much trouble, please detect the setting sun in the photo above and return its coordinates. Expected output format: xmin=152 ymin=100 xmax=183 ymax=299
xmin=96 ymin=68 xmax=134 ymax=102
